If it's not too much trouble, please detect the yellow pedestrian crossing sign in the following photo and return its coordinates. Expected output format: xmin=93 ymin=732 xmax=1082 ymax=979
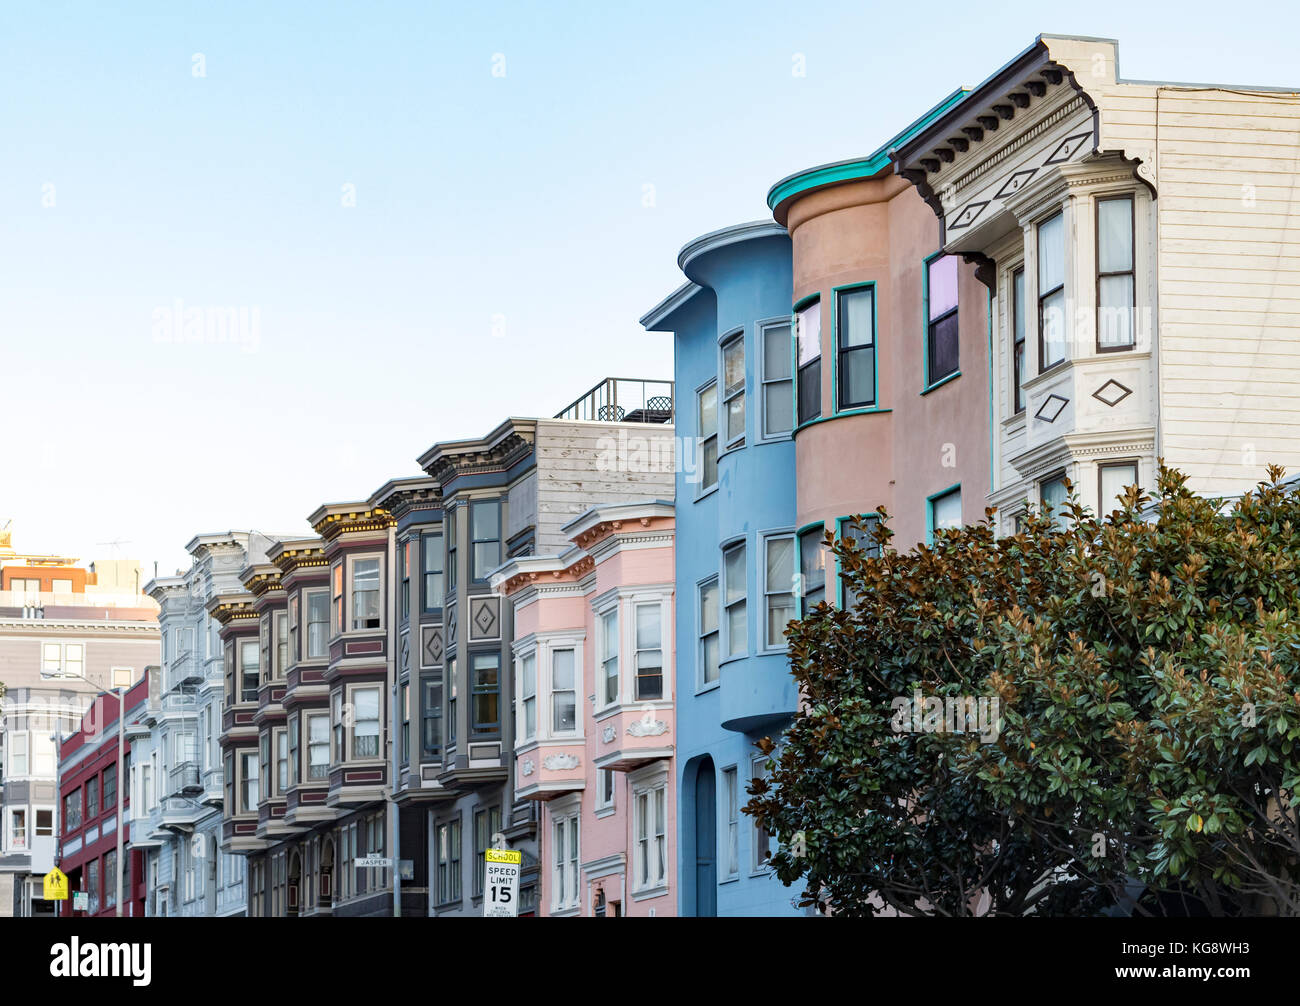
xmin=44 ymin=867 xmax=69 ymax=901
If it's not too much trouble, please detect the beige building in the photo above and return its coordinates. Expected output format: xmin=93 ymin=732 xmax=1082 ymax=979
xmin=893 ymin=34 xmax=1300 ymax=527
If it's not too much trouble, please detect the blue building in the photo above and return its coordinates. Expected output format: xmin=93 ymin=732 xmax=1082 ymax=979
xmin=641 ymin=221 xmax=803 ymax=916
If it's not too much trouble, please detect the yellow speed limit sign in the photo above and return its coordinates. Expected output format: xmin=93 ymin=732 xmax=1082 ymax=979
xmin=483 ymin=848 xmax=522 ymax=917
xmin=44 ymin=867 xmax=69 ymax=901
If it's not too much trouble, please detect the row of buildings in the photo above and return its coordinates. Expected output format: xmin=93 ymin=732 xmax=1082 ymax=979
xmin=35 ymin=33 xmax=1300 ymax=916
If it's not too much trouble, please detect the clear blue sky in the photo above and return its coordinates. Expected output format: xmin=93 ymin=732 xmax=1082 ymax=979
xmin=3 ymin=0 xmax=1298 ymax=577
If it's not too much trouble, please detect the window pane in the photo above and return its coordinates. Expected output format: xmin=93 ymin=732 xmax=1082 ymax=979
xmin=1098 ymin=275 xmax=1135 ymax=348
xmin=796 ymin=300 xmax=821 ymax=365
xmin=724 ymin=545 xmax=745 ymax=606
xmin=1100 ymin=464 xmax=1138 ymax=516
xmin=1041 ymin=476 xmax=1070 ymax=530
xmin=763 ymin=324 xmax=791 ymax=380
xmin=841 ymin=347 xmax=875 ymax=408
xmin=928 ymin=311 xmax=959 ymax=384
xmin=1038 ymin=212 xmax=1065 ymax=292
xmin=839 ymin=287 xmax=874 ymax=347
xmin=697 ymin=384 xmax=717 ymax=437
xmin=1040 ymin=288 xmax=1067 ymax=368
xmin=700 ymin=580 xmax=718 ymax=633
xmin=471 ymin=501 xmax=499 ymax=542
xmin=932 ymin=489 xmax=962 ymax=533
xmin=1098 ymin=198 xmax=1133 ymax=272
xmin=726 ymin=393 xmax=745 ymax=443
xmin=763 ymin=378 xmax=793 ymax=436
xmin=797 ymin=357 xmax=821 ymax=424
xmin=635 ymin=604 xmax=660 ymax=649
xmin=723 ymin=338 xmax=744 ymax=396
xmin=552 ymin=649 xmax=576 ymax=732
xmin=927 ymin=255 xmax=958 ymax=319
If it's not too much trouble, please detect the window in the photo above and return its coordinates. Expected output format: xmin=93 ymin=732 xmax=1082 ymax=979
xmin=721 ymin=333 xmax=745 ymax=448
xmin=552 ymin=812 xmax=580 ymax=911
xmin=634 ymin=603 xmax=663 ymax=701
xmin=400 ymin=540 xmax=412 ymax=622
xmin=400 ymin=682 xmax=410 ymax=764
xmin=224 ymin=640 xmax=234 ymax=700
xmin=633 ymin=783 xmax=668 ymax=891
xmin=331 ymin=691 xmax=344 ymax=764
xmin=926 ymin=254 xmax=960 ymax=386
xmin=306 ymin=589 xmax=328 ymax=659
xmin=472 ymin=807 xmax=502 ymax=898
xmin=331 ymin=564 xmax=343 ymax=637
xmin=752 ymin=755 xmax=773 ymax=870
xmin=1012 ymin=267 xmax=1026 ymax=414
xmin=470 ymin=501 xmax=501 ymax=581
xmin=276 ymin=729 xmax=289 ymax=794
xmin=839 ymin=516 xmax=881 ymax=610
xmin=288 ymin=714 xmax=299 ymax=788
xmin=447 ymin=508 xmax=458 ymax=595
xmin=447 ymin=658 xmax=458 ymax=745
xmin=698 ymin=578 xmax=719 ymax=688
xmin=240 ymin=639 xmax=258 ymax=702
xmin=760 ymin=322 xmax=793 ymax=437
xmin=697 ymin=382 xmax=718 ymax=491
xmin=41 ymin=642 xmax=84 ymax=678
xmin=351 ymin=557 xmax=381 ymax=630
xmin=723 ymin=542 xmax=746 ymax=658
xmin=273 ymin=611 xmax=287 ymax=679
xmin=86 ymin=775 xmax=100 ymax=819
xmin=240 ymin=752 xmax=259 ymax=813
xmin=259 ymin=733 xmax=270 ymax=802
xmin=795 ymin=297 xmax=822 ymax=425
xmin=1040 ymin=473 xmax=1070 ymax=530
xmin=837 ymin=285 xmax=876 ymax=410
xmin=422 ymin=679 xmax=443 ymax=756
xmin=599 ymin=608 xmax=619 ymax=706
xmin=10 ymin=809 xmax=27 ymax=849
xmin=1097 ymin=196 xmax=1135 ymax=351
xmin=799 ymin=526 xmax=826 ymax=615
xmin=104 ymin=850 xmax=117 ymax=909
xmin=7 ymin=732 xmax=27 ymax=777
xmin=551 ymin=649 xmax=576 ymax=734
xmin=471 ymin=653 xmax=500 ymax=734
xmin=929 ymin=487 xmax=962 ymax=541
xmin=260 ymin=615 xmax=271 ymax=685
xmin=1038 ymin=211 xmax=1066 ymax=370
xmin=763 ymin=535 xmax=795 ymax=649
xmin=53 ymin=578 xmax=72 ymax=593
xmin=723 ymin=767 xmax=739 ymax=879
xmin=288 ymin=594 xmax=300 ymax=666
xmin=436 ymin=819 xmax=462 ymax=904
xmin=35 ymin=808 xmax=53 ymax=837
xmin=1099 ymin=462 xmax=1139 ymax=517
xmin=518 ymin=654 xmax=536 ymax=741
xmin=64 ymin=789 xmax=81 ymax=832
xmin=87 ymin=860 xmax=100 ymax=915
xmin=422 ymin=533 xmax=444 ymax=610
xmin=352 ymin=687 xmax=381 ymax=759
xmin=307 ymin=714 xmax=329 ymax=779
xmin=596 ymin=769 xmax=615 ymax=812
xmin=31 ymin=733 xmax=54 ymax=777
xmin=102 ymin=763 xmax=117 ymax=812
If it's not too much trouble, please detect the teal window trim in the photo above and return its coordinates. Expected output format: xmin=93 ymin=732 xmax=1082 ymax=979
xmin=792 ymin=293 xmax=822 ymax=433
xmin=831 ymin=281 xmax=878 ymax=416
xmin=925 ymin=483 xmax=962 ymax=546
xmin=921 ymin=249 xmax=960 ymax=394
xmin=795 ymin=520 xmax=826 ymax=616
xmin=834 ymin=513 xmax=880 ymax=609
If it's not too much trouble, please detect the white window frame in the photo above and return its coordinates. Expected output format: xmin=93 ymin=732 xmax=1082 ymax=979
xmin=304 ymin=587 xmax=329 ymax=659
xmin=720 ymin=329 xmax=746 ymax=450
xmin=347 ymin=553 xmax=385 ymax=634
xmin=750 ymin=753 xmax=774 ymax=875
xmin=631 ymin=599 xmax=665 ymax=703
xmin=347 ymin=684 xmax=383 ymax=762
xmin=240 ymin=751 xmax=259 ymax=815
xmin=514 ymin=643 xmax=538 ymax=744
xmin=550 ymin=797 xmax=581 ymax=914
xmin=696 ymin=379 xmax=719 ymax=496
xmin=757 ymin=317 xmax=794 ymax=442
xmin=697 ymin=576 xmax=719 ymax=693
xmin=630 ymin=763 xmax=669 ymax=896
xmin=549 ymin=646 xmax=579 ymax=737
xmin=7 ymin=807 xmax=28 ymax=851
xmin=760 ymin=531 xmax=795 ymax=652
xmin=6 ymin=731 xmax=29 ymax=779
xmin=274 ymin=727 xmax=289 ymax=796
xmin=306 ymin=712 xmax=330 ymax=781
xmin=721 ymin=540 xmax=747 ymax=660
xmin=40 ymin=641 xmax=84 ymax=679
xmin=594 ymin=767 xmax=616 ymax=816
xmin=595 ymin=602 xmax=620 ymax=711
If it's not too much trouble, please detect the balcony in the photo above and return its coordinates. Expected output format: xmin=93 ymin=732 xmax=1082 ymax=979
xmin=159 ymin=795 xmax=204 ymax=833
xmin=169 ymin=761 xmax=202 ymax=797
xmin=553 ymin=378 xmax=674 ymax=424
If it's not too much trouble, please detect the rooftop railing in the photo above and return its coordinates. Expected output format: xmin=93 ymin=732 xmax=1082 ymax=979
xmin=553 ymin=378 xmax=674 ymax=424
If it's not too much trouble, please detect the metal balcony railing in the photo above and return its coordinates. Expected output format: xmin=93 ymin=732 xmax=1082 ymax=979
xmin=170 ymin=762 xmax=202 ymax=796
xmin=554 ymin=378 xmax=674 ymax=424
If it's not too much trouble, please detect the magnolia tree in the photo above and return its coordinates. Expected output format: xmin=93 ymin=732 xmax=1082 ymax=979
xmin=748 ymin=465 xmax=1300 ymax=916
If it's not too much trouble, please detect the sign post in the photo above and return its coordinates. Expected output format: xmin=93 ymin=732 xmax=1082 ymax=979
xmin=483 ymin=848 xmax=521 ymax=917
xmin=43 ymin=867 xmax=69 ymax=903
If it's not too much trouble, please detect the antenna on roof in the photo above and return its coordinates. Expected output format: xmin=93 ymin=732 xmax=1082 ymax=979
xmin=95 ymin=538 xmax=132 ymax=557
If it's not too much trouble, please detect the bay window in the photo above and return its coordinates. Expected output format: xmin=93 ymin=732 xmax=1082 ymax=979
xmin=351 ymin=557 xmax=381 ymax=630
xmin=551 ymin=649 xmax=576 ymax=734
xmin=471 ymin=652 xmax=500 ymax=734
xmin=422 ymin=532 xmax=444 ymax=610
xmin=422 ymin=678 xmax=443 ymax=757
xmin=352 ymin=686 xmax=381 ymax=759
xmin=518 ymin=653 xmax=536 ymax=740
xmin=599 ymin=608 xmax=618 ymax=706
xmin=240 ymin=639 xmax=258 ymax=702
xmin=760 ymin=321 xmax=793 ymax=437
xmin=470 ymin=501 xmax=501 ymax=581
xmin=288 ymin=714 xmax=299 ymax=787
xmin=1040 ymin=473 xmax=1070 ymax=530
xmin=331 ymin=564 xmax=343 ymax=637
xmin=240 ymin=752 xmax=258 ymax=813
xmin=721 ymin=333 xmax=745 ymax=448
xmin=1099 ymin=462 xmax=1139 ymax=517
xmin=723 ymin=542 xmax=746 ymax=658
xmin=698 ymin=578 xmax=719 ymax=688
xmin=763 ymin=534 xmax=795 ymax=648
xmin=306 ymin=589 xmax=328 ymax=659
xmin=799 ymin=525 xmax=825 ymax=615
xmin=697 ymin=382 xmax=718 ymax=491
xmin=308 ymin=713 xmax=329 ymax=779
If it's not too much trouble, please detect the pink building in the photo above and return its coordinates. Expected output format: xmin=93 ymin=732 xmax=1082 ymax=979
xmin=494 ymin=502 xmax=675 ymax=917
